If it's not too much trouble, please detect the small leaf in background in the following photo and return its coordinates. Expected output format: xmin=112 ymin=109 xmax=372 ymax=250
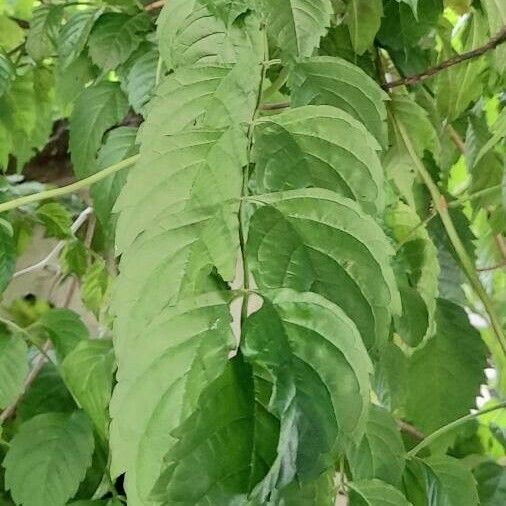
xmin=3 ymin=411 xmax=95 ymax=506
xmin=58 ymin=9 xmax=101 ymax=69
xmin=81 ymin=259 xmax=109 ymax=317
xmin=0 ymin=330 xmax=28 ymax=409
xmin=26 ymin=5 xmax=64 ymax=62
xmin=38 ymin=309 xmax=89 ymax=362
xmin=0 ymin=51 xmax=14 ymax=98
xmin=347 ymin=0 xmax=383 ymax=55
xmin=36 ymin=202 xmax=72 ymax=239
xmin=69 ymin=82 xmax=129 ymax=178
xmin=88 ymin=12 xmax=152 ymax=72
xmin=60 ymin=238 xmax=88 ymax=278
xmin=0 ymin=219 xmax=15 ymax=293
xmin=62 ymin=340 xmax=116 ymax=440
xmin=474 ymin=461 xmax=506 ymax=506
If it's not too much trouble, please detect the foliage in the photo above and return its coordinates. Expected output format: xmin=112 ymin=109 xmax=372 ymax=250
xmin=0 ymin=0 xmax=505 ymax=505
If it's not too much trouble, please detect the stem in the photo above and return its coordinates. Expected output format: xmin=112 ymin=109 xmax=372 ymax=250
xmin=407 ymin=401 xmax=506 ymax=457
xmin=448 ymin=183 xmax=503 ymax=208
xmin=239 ymin=27 xmax=269 ymax=324
xmin=262 ymin=67 xmax=289 ymax=101
xmin=392 ymin=115 xmax=506 ymax=356
xmin=0 ymin=155 xmax=139 ymax=215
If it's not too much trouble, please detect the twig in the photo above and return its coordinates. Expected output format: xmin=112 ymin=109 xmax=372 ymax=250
xmin=261 ymin=101 xmax=290 ymax=111
xmin=447 ymin=125 xmax=466 ymax=153
xmin=477 ymin=261 xmax=506 ymax=272
xmin=144 ymin=0 xmax=165 ymax=11
xmin=0 ymin=154 xmax=139 ymax=215
xmin=397 ymin=420 xmax=425 ymax=441
xmin=13 ymin=207 xmax=93 ymax=279
xmin=383 ymin=25 xmax=506 ymax=89
xmin=407 ymin=401 xmax=506 ymax=457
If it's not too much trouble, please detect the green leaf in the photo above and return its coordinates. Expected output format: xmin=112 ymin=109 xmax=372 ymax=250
xmin=385 ymin=94 xmax=439 ymax=206
xmin=81 ymin=259 xmax=109 ymax=317
xmin=157 ymin=0 xmax=263 ymax=70
xmin=3 ymin=411 xmax=95 ymax=506
xmin=435 ymin=11 xmax=488 ymax=121
xmin=482 ymin=0 xmax=506 ymax=75
xmin=69 ymin=82 xmax=129 ymax=178
xmin=0 ymin=51 xmax=14 ymax=98
xmin=88 ymin=12 xmax=152 ymax=72
xmin=243 ymin=289 xmax=372 ymax=495
xmin=405 ymin=299 xmax=487 ymax=443
xmin=90 ymin=126 xmax=138 ymax=237
xmin=407 ymin=455 xmax=480 ymax=506
xmin=58 ymin=9 xmax=101 ymax=69
xmin=109 ymin=293 xmax=235 ymax=505
xmin=386 ymin=202 xmax=439 ymax=347
xmin=288 ymin=56 xmax=389 ymax=147
xmin=475 ymin=108 xmax=506 ymax=167
xmin=0 ymin=331 xmax=27 ymax=409
xmin=152 ymin=356 xmax=274 ymax=504
xmin=118 ymin=43 xmax=158 ymax=114
xmin=16 ymin=363 xmax=76 ymax=421
xmin=62 ymin=340 xmax=116 ymax=440
xmin=0 ymin=16 xmax=24 ymax=52
xmin=378 ymin=0 xmax=443 ymax=49
xmin=246 ymin=189 xmax=400 ymax=353
xmin=474 ymin=461 xmax=506 ymax=506
xmin=346 ymin=0 xmax=383 ymax=55
xmin=253 ymin=105 xmax=385 ymax=215
xmin=349 ymin=479 xmax=411 ymax=506
xmin=26 ymin=5 xmax=63 ymax=62
xmin=263 ymin=0 xmax=333 ymax=60
xmin=347 ymin=404 xmax=405 ymax=487
xmin=38 ymin=309 xmax=89 ymax=362
xmin=60 ymin=238 xmax=88 ymax=278
xmin=0 ymin=221 xmax=15 ymax=293
xmin=36 ymin=202 xmax=72 ymax=239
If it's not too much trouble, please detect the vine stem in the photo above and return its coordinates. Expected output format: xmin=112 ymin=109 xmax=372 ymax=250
xmin=392 ymin=116 xmax=506 ymax=356
xmin=0 ymin=155 xmax=139 ymax=215
xmin=407 ymin=401 xmax=506 ymax=457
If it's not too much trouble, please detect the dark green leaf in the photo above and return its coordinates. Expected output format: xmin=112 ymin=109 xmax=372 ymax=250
xmin=26 ymin=5 xmax=63 ymax=62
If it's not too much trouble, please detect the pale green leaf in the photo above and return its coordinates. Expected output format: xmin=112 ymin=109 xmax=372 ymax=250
xmin=347 ymin=0 xmax=383 ymax=55
xmin=0 ymin=16 xmax=24 ymax=51
xmin=0 ymin=331 xmax=27 ymax=409
xmin=263 ymin=0 xmax=333 ymax=60
xmin=436 ymin=11 xmax=488 ymax=121
xmin=90 ymin=126 xmax=138 ymax=237
xmin=157 ymin=0 xmax=263 ymax=70
xmin=58 ymin=9 xmax=101 ymax=69
xmin=0 ymin=51 xmax=14 ymax=98
xmin=288 ymin=56 xmax=389 ymax=147
xmin=474 ymin=461 xmax=506 ymax=506
xmin=69 ymin=82 xmax=129 ymax=178
xmin=0 ymin=222 xmax=15 ymax=293
xmin=253 ymin=105 xmax=385 ymax=215
xmin=349 ymin=479 xmax=411 ymax=505
xmin=26 ymin=5 xmax=63 ymax=62
xmin=60 ymin=238 xmax=88 ymax=278
xmin=347 ymin=405 xmax=405 ymax=487
xmin=482 ymin=0 xmax=506 ymax=74
xmin=3 ymin=411 xmax=95 ymax=506
xmin=109 ymin=293 xmax=235 ymax=505
xmin=405 ymin=299 xmax=486 ymax=443
xmin=62 ymin=340 xmax=116 ymax=440
xmin=475 ymin=108 xmax=506 ymax=166
xmin=243 ymin=289 xmax=372 ymax=497
xmin=88 ymin=12 xmax=152 ymax=72
xmin=38 ymin=309 xmax=89 ymax=362
xmin=386 ymin=202 xmax=439 ymax=347
xmin=36 ymin=202 xmax=72 ymax=239
xmin=247 ymin=188 xmax=401 ymax=353
xmin=81 ymin=259 xmax=109 ymax=317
